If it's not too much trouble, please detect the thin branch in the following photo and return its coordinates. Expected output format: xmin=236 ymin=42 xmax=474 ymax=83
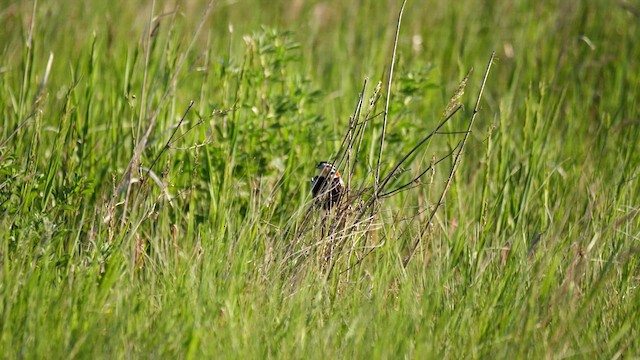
xmin=375 ymin=0 xmax=407 ymax=191
xmin=1 ymin=110 xmax=36 ymax=149
xmin=353 ymin=82 xmax=382 ymax=178
xmin=134 ymin=100 xmax=194 ymax=203
xmin=117 ymin=1 xmax=216 ymax=226
xmin=379 ymin=142 xmax=461 ymax=198
xmin=120 ymin=0 xmax=156 ymax=229
xmin=333 ymin=78 xmax=368 ymax=174
xmin=435 ymin=131 xmax=470 ymax=135
xmin=403 ymin=51 xmax=495 ymax=268
xmin=376 ymin=105 xmax=463 ymax=197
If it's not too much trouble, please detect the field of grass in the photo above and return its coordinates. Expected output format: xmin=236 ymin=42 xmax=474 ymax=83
xmin=1 ymin=0 xmax=639 ymax=358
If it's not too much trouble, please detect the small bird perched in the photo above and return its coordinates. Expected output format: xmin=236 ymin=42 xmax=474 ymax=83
xmin=311 ymin=161 xmax=345 ymax=210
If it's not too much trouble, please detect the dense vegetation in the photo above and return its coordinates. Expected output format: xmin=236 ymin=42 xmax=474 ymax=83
xmin=1 ymin=0 xmax=638 ymax=358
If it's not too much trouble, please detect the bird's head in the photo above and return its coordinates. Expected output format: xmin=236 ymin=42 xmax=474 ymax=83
xmin=316 ymin=161 xmax=338 ymax=178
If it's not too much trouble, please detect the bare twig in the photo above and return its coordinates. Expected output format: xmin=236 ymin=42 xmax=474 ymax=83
xmin=379 ymin=142 xmax=461 ymax=198
xmin=120 ymin=0 xmax=157 ymax=228
xmin=1 ymin=110 xmax=36 ymax=150
xmin=353 ymin=81 xmax=382 ymax=177
xmin=116 ymin=1 xmax=216 ymax=226
xmin=332 ymin=78 xmax=368 ymax=178
xmin=403 ymin=51 xmax=495 ymax=268
xmin=134 ymin=100 xmax=194 ymax=204
xmin=375 ymin=0 xmax=407 ymax=191
xmin=376 ymin=105 xmax=463 ymax=197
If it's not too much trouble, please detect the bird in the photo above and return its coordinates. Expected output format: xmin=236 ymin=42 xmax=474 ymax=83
xmin=311 ymin=161 xmax=345 ymax=210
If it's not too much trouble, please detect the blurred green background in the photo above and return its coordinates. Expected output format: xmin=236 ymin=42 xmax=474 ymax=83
xmin=1 ymin=0 xmax=638 ymax=358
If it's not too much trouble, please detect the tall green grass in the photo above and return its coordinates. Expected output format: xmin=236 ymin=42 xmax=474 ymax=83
xmin=1 ymin=0 xmax=639 ymax=358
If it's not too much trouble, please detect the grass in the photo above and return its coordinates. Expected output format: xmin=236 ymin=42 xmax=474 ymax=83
xmin=1 ymin=0 xmax=639 ymax=358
